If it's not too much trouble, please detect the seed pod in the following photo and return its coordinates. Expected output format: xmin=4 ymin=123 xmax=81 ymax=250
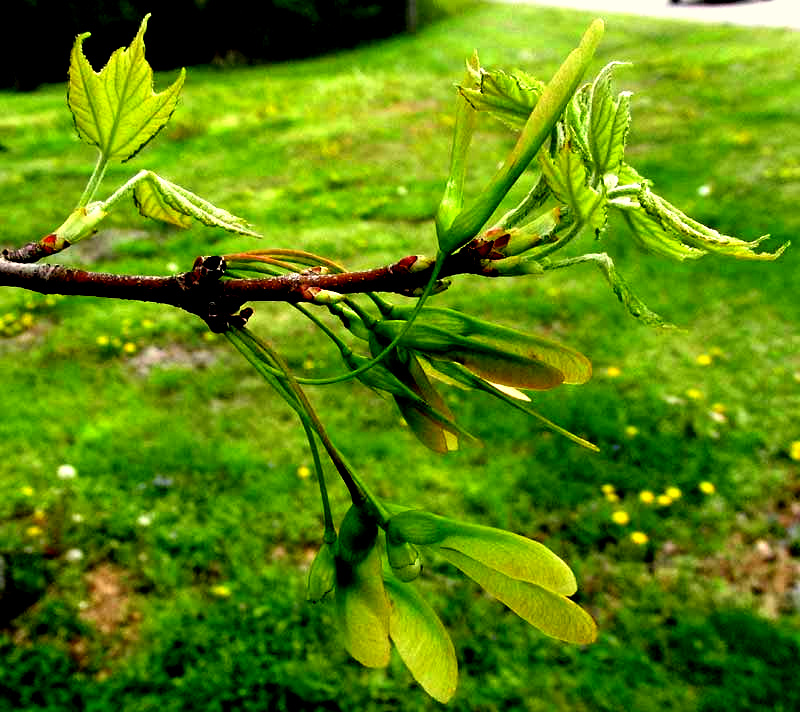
xmin=307 ymin=541 xmax=337 ymax=603
xmin=386 ymin=538 xmax=422 ymax=582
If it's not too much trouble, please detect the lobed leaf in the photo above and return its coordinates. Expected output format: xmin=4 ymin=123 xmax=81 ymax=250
xmin=540 ymin=142 xmax=606 ymax=232
xmin=68 ymin=14 xmax=185 ymax=162
xmin=437 ymin=549 xmax=596 ymax=644
xmin=384 ymin=576 xmax=458 ymax=703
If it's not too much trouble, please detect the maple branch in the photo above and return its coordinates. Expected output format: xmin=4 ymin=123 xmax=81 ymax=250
xmin=0 ymin=239 xmax=501 ymax=332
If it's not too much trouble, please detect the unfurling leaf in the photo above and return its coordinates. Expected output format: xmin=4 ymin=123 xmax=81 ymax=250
xmin=458 ymin=61 xmax=545 ymax=131
xmin=384 ymin=576 xmax=458 ymax=703
xmin=587 ymin=62 xmax=632 ymax=179
xmin=68 ymin=14 xmax=185 ymax=162
xmin=133 ymin=172 xmax=260 ymax=236
xmin=387 ymin=510 xmax=578 ymax=595
xmin=437 ymin=549 xmax=596 ymax=644
xmin=620 ymin=205 xmax=707 ymax=261
xmin=540 ymin=142 xmax=606 ymax=232
xmin=638 ymin=186 xmax=787 ymax=261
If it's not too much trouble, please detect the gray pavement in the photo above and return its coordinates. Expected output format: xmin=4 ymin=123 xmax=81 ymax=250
xmin=493 ymin=0 xmax=800 ymax=29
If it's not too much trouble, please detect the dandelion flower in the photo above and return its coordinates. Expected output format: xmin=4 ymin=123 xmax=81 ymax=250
xmin=630 ymin=531 xmax=649 ymax=545
xmin=699 ymin=481 xmax=716 ymax=495
xmin=790 ymin=441 xmax=800 ymax=462
xmin=685 ymin=388 xmax=703 ymax=401
xmin=601 ymin=483 xmax=616 ymax=495
xmin=624 ymin=425 xmax=639 ymax=438
xmin=57 ymin=464 xmax=77 ymax=480
xmin=611 ymin=510 xmax=630 ymax=526
xmin=297 ymin=465 xmax=312 ymax=480
xmin=96 ymin=335 xmax=110 ymax=346
xmin=20 ymin=486 xmax=34 ymax=497
xmin=123 ymin=342 xmax=137 ymax=354
xmin=696 ymin=354 xmax=712 ymax=366
xmin=605 ymin=492 xmax=620 ymax=503
xmin=211 ymin=584 xmax=232 ymax=598
xmin=665 ymin=486 xmax=682 ymax=500
xmin=26 ymin=525 xmax=43 ymax=537
xmin=606 ymin=366 xmax=622 ymax=378
xmin=639 ymin=490 xmax=655 ymax=505
xmin=657 ymin=494 xmax=673 ymax=507
xmin=33 ymin=509 xmax=46 ymax=523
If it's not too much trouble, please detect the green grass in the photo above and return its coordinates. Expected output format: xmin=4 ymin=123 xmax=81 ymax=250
xmin=1 ymin=3 xmax=800 ymax=711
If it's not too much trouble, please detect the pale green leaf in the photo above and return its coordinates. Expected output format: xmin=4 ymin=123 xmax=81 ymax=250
xmin=388 ymin=510 xmax=577 ymax=595
xmin=540 ymin=142 xmax=606 ymax=232
xmin=437 ymin=549 xmax=597 ymax=644
xmin=619 ymin=204 xmax=707 ymax=261
xmin=458 ymin=64 xmax=545 ymax=131
xmin=68 ymin=15 xmax=185 ymax=162
xmin=638 ymin=186 xmax=787 ymax=260
xmin=588 ymin=62 xmax=632 ymax=178
xmin=133 ymin=172 xmax=260 ymax=236
xmin=335 ymin=546 xmax=391 ymax=668
xmin=384 ymin=576 xmax=458 ymax=703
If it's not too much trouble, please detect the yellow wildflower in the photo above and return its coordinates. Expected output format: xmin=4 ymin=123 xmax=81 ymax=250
xmin=297 ymin=465 xmax=312 ymax=480
xmin=790 ymin=441 xmax=800 ymax=462
xmin=657 ymin=494 xmax=673 ymax=507
xmin=639 ymin=490 xmax=655 ymax=505
xmin=26 ymin=525 xmax=43 ymax=537
xmin=606 ymin=366 xmax=622 ymax=378
xmin=696 ymin=354 xmax=712 ymax=366
xmin=624 ymin=425 xmax=639 ymax=438
xmin=123 ymin=342 xmax=137 ymax=354
xmin=96 ymin=335 xmax=110 ymax=346
xmin=20 ymin=486 xmax=34 ymax=497
xmin=601 ymin=483 xmax=616 ymax=495
xmin=686 ymin=388 xmax=703 ymax=400
xmin=611 ymin=510 xmax=630 ymax=526
xmin=210 ymin=584 xmax=232 ymax=598
xmin=699 ymin=481 xmax=716 ymax=495
xmin=630 ymin=531 xmax=649 ymax=545
xmin=665 ymin=486 xmax=682 ymax=500
xmin=605 ymin=492 xmax=620 ymax=503
xmin=33 ymin=509 xmax=47 ymax=523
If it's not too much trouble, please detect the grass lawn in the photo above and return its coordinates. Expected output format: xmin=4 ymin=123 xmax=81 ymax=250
xmin=1 ymin=3 xmax=799 ymax=711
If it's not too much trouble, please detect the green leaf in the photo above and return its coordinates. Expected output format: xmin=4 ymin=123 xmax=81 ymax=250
xmin=388 ymin=510 xmax=577 ymax=595
xmin=384 ymin=576 xmax=458 ymax=703
xmin=440 ymin=19 xmax=605 ymax=254
xmin=68 ymin=14 xmax=185 ymax=162
xmin=132 ymin=172 xmax=260 ymax=236
xmin=437 ymin=549 xmax=596 ymax=644
xmin=638 ymin=186 xmax=787 ymax=261
xmin=587 ymin=62 xmax=632 ymax=179
xmin=619 ymin=204 xmax=707 ymax=261
xmin=335 ymin=545 xmax=392 ymax=668
xmin=540 ymin=142 xmax=606 ymax=232
xmin=458 ymin=62 xmax=545 ymax=131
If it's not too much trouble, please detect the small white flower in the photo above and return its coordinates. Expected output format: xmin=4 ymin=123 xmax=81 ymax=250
xmin=65 ymin=548 xmax=84 ymax=563
xmin=71 ymin=513 xmax=84 ymax=523
xmin=78 ymin=600 xmax=90 ymax=610
xmin=137 ymin=514 xmax=153 ymax=527
xmin=697 ymin=184 xmax=712 ymax=197
xmin=57 ymin=464 xmax=77 ymax=480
